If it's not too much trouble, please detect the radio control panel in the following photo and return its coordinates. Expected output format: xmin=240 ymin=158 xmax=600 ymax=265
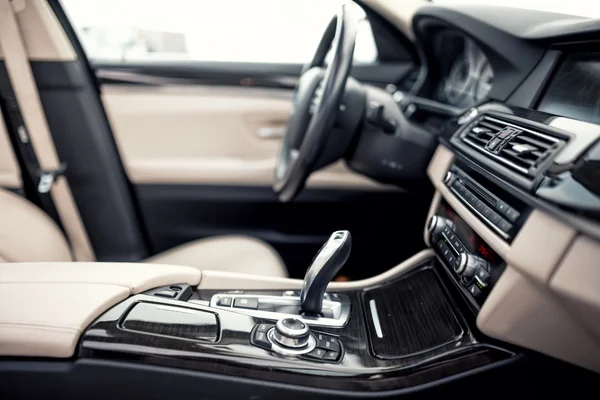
xmin=444 ymin=165 xmax=527 ymax=241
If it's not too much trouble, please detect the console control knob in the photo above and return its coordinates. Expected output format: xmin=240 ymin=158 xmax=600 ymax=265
xmin=271 ymin=318 xmax=310 ymax=349
xmin=428 ymin=215 xmax=453 ymax=240
xmin=456 ymin=253 xmax=489 ymax=280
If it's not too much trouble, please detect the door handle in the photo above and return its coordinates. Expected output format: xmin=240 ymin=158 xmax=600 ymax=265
xmin=256 ymin=126 xmax=286 ymax=139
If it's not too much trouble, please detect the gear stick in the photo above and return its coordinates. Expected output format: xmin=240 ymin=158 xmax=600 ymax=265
xmin=300 ymin=230 xmax=351 ymax=316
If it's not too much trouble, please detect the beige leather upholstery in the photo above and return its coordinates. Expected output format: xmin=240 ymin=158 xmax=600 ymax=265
xmin=101 ymin=85 xmax=393 ymax=190
xmin=0 ymin=262 xmax=201 ymax=358
xmin=0 ymin=188 xmax=72 ymax=262
xmin=0 ymin=187 xmax=287 ymax=276
xmin=0 ymin=0 xmax=76 ymax=61
xmin=146 ymin=235 xmax=287 ymax=278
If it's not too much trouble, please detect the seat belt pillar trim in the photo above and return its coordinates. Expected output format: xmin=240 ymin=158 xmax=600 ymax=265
xmin=0 ymin=0 xmax=95 ymax=261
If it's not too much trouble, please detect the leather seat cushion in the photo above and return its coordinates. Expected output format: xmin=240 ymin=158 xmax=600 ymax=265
xmin=146 ymin=235 xmax=288 ymax=277
xmin=0 ymin=189 xmax=72 ymax=263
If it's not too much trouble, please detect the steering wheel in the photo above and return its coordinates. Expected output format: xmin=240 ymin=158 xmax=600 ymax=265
xmin=273 ymin=3 xmax=364 ymax=202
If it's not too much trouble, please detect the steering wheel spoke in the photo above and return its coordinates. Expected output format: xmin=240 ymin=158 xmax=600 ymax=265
xmin=273 ymin=3 xmax=365 ymax=202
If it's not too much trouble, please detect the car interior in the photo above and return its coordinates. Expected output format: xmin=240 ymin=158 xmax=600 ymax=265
xmin=1 ymin=0 xmax=599 ymax=398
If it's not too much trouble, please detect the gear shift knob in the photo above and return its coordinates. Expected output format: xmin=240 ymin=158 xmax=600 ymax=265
xmin=300 ymin=230 xmax=351 ymax=316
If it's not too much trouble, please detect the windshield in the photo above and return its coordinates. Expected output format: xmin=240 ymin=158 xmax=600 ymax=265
xmin=434 ymin=0 xmax=599 ymax=18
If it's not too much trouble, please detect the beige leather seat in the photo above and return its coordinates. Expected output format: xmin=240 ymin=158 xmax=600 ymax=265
xmin=0 ymin=188 xmax=287 ymax=277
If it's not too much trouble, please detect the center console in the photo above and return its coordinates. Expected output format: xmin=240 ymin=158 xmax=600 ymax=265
xmin=77 ymin=232 xmax=514 ymax=394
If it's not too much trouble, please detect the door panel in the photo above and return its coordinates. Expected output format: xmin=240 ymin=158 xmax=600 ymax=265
xmin=102 ymin=83 xmax=428 ymax=279
xmin=102 ymin=85 xmax=387 ymax=188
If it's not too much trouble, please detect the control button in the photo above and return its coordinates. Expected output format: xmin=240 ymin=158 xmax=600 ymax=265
xmin=443 ymin=226 xmax=452 ymax=236
xmin=436 ymin=240 xmax=447 ymax=252
xmin=447 ymin=254 xmax=455 ymax=265
xmin=317 ymin=336 xmax=341 ymax=353
xmin=256 ymin=323 xmax=273 ymax=333
xmin=233 ymin=297 xmax=259 ymax=309
xmin=454 ymin=256 xmax=461 ymax=270
xmin=282 ymin=318 xmax=306 ymax=330
xmin=219 ymin=296 xmax=232 ymax=307
xmin=253 ymin=330 xmax=272 ymax=349
xmin=468 ymin=284 xmax=482 ymax=297
xmin=467 ymin=192 xmax=478 ymax=205
xmin=486 ymin=137 xmax=502 ymax=151
xmin=475 ymin=199 xmax=485 ymax=212
xmin=323 ymin=351 xmax=340 ymax=362
xmin=498 ymin=219 xmax=513 ymax=233
xmin=441 ymin=245 xmax=452 ymax=260
xmin=495 ymin=200 xmax=508 ymax=214
xmin=475 ymin=267 xmax=490 ymax=285
xmin=489 ymin=210 xmax=502 ymax=226
xmin=505 ymin=207 xmax=520 ymax=222
xmin=481 ymin=204 xmax=493 ymax=219
xmin=304 ymin=348 xmax=326 ymax=360
xmin=155 ymin=290 xmax=177 ymax=298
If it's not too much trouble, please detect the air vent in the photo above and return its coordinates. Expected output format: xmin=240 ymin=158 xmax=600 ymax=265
xmin=461 ymin=116 xmax=564 ymax=177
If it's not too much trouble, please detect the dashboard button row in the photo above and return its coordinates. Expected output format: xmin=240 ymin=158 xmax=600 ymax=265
xmin=495 ymin=199 xmax=520 ymax=223
xmin=453 ymin=181 xmax=513 ymax=234
xmin=436 ymin=239 xmax=458 ymax=268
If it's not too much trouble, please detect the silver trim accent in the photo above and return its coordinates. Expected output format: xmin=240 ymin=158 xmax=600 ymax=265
xmin=450 ymin=186 xmax=511 ymax=240
xmin=463 ymin=138 xmax=529 ymax=174
xmin=155 ymin=305 xmax=197 ymax=314
xmin=275 ymin=318 xmax=309 ymax=337
xmin=267 ymin=328 xmax=317 ymax=356
xmin=206 ymin=293 xmax=351 ymax=328
xmin=444 ymin=171 xmax=453 ymax=184
xmin=456 ymin=253 xmax=467 ymax=274
xmin=475 ymin=275 xmax=489 ymax=288
xmin=427 ymin=215 xmax=437 ymax=234
xmin=369 ymin=299 xmax=383 ymax=338
xmin=484 ymin=116 xmax=560 ymax=144
xmin=256 ymin=126 xmax=286 ymax=139
xmin=458 ymin=108 xmax=478 ymax=125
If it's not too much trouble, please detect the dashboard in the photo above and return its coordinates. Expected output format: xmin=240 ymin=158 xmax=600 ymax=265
xmin=396 ymin=2 xmax=600 ymax=377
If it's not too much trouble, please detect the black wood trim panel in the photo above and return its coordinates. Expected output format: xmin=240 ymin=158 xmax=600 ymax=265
xmin=78 ymin=260 xmax=514 ymax=392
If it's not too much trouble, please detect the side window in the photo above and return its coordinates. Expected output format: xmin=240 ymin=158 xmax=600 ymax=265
xmin=61 ymin=0 xmax=378 ymax=64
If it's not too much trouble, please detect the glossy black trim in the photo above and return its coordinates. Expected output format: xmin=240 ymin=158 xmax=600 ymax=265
xmin=94 ymin=62 xmax=413 ymax=89
xmin=78 ymin=261 xmax=514 ymax=392
xmin=507 ymin=49 xmax=562 ymax=109
xmin=24 ymin=60 xmax=150 ymax=261
xmin=411 ymin=13 xmax=545 ymax=104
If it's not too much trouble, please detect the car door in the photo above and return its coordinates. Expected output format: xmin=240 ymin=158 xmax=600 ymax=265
xmin=55 ymin=0 xmax=430 ymax=279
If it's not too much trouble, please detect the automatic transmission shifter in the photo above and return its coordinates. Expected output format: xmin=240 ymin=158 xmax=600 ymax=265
xmin=300 ymin=230 xmax=351 ymax=316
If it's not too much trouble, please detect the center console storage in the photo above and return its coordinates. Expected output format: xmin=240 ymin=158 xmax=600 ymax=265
xmin=363 ymin=267 xmax=463 ymax=359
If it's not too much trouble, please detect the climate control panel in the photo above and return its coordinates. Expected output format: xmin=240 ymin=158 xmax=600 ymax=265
xmin=427 ymin=200 xmax=506 ymax=308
